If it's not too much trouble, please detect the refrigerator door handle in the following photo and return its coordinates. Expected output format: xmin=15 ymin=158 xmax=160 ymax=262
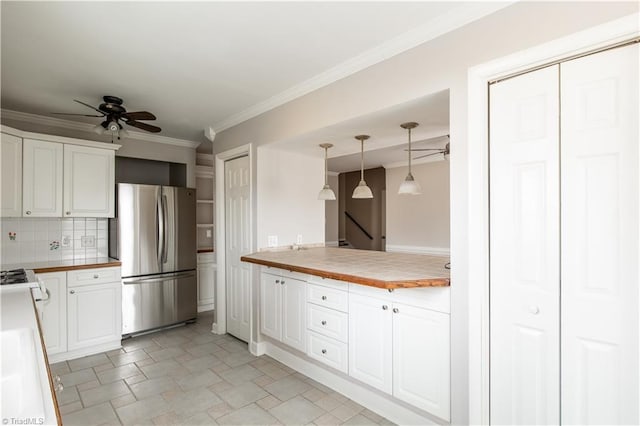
xmin=157 ymin=191 xmax=165 ymax=269
xmin=122 ymin=271 xmax=196 ymax=285
xmin=161 ymin=194 xmax=169 ymax=264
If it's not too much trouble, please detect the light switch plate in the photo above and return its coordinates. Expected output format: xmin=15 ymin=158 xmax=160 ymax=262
xmin=81 ymin=235 xmax=95 ymax=248
xmin=61 ymin=235 xmax=71 ymax=247
xmin=296 ymin=234 xmax=303 ymax=244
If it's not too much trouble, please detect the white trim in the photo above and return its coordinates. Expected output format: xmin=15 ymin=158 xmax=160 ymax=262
xmin=467 ymin=13 xmax=640 ymax=425
xmin=250 ymin=340 xmax=267 ymax=357
xmin=385 ymin=244 xmax=450 ymax=256
xmin=212 ymin=3 xmax=513 ymax=132
xmin=1 ymin=124 xmax=121 ymax=151
xmin=327 ymin=171 xmax=340 ymax=177
xmin=1 ymin=109 xmax=201 ymax=149
xmin=48 ymin=341 xmax=121 ymax=364
xmin=214 ymin=144 xmax=254 ymax=338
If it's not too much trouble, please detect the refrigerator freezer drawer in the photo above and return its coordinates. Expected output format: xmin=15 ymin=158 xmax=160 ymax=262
xmin=122 ymin=271 xmax=197 ymax=335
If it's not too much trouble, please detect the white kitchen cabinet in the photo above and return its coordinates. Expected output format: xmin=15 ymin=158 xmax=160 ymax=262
xmin=349 ymin=292 xmax=450 ymax=421
xmin=66 ymin=267 xmax=122 ymax=352
xmin=197 ymin=252 xmax=216 ymax=312
xmin=0 ymin=132 xmax=22 ymax=217
xmin=22 ymin=139 xmax=63 ymax=217
xmin=259 ymin=269 xmax=306 ymax=352
xmin=63 ymin=144 xmax=115 ymax=217
xmin=37 ymin=271 xmax=67 ymax=355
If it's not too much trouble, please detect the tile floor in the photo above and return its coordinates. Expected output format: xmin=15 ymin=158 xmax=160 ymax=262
xmin=52 ymin=312 xmax=393 ymax=425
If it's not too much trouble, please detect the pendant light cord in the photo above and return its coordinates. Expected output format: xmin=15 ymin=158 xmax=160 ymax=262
xmin=324 ymin=146 xmax=329 ymax=186
xmin=407 ymin=127 xmax=412 ymax=174
xmin=360 ymin=140 xmax=365 ymax=181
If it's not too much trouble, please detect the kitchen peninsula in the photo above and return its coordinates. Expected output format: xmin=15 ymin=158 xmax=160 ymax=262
xmin=241 ymin=246 xmax=450 ymax=289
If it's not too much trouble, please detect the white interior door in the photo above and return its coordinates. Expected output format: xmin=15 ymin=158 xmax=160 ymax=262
xmin=560 ymin=44 xmax=639 ymax=425
xmin=489 ymin=65 xmax=560 ymax=425
xmin=225 ymin=155 xmax=251 ymax=342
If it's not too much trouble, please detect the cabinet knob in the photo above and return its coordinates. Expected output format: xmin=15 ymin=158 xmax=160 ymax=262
xmin=66 ymin=211 xmax=71 ymax=215
xmin=25 ymin=210 xmax=31 ymax=215
xmin=56 ymin=383 xmax=64 ymax=392
xmin=321 ymin=296 xmax=327 ymax=300
xmin=321 ymin=349 xmax=327 ymax=354
xmin=382 ymin=305 xmax=388 ymax=310
xmin=529 ymin=305 xmax=540 ymax=315
xmin=281 ymin=280 xmax=285 ymax=285
xmin=93 ymin=274 xmax=99 ymax=279
xmin=275 ymin=280 xmax=280 ymax=284
xmin=321 ymin=320 xmax=327 ymax=325
xmin=70 ymin=290 xmax=75 ymax=294
xmin=392 ymin=308 xmax=399 ymax=313
xmin=55 ymin=375 xmax=61 ymax=383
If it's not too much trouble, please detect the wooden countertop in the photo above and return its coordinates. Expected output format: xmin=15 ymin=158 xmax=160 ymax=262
xmin=241 ymin=247 xmax=450 ymax=289
xmin=1 ymin=257 xmax=122 ymax=274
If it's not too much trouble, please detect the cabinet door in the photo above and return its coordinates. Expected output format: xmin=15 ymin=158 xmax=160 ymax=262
xmin=63 ymin=144 xmax=115 ymax=217
xmin=37 ymin=272 xmax=67 ymax=355
xmin=392 ymin=303 xmax=450 ymax=421
xmin=281 ymin=277 xmax=306 ymax=352
xmin=260 ymin=272 xmax=281 ymax=340
xmin=197 ymin=261 xmax=216 ymax=311
xmin=348 ymin=293 xmax=392 ymax=394
xmin=67 ymin=282 xmax=122 ymax=351
xmin=23 ymin=139 xmax=63 ymax=217
xmin=0 ymin=133 xmax=22 ymax=217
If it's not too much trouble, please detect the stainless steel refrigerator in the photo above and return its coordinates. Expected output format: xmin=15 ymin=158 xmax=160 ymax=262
xmin=109 ymin=183 xmax=197 ymax=336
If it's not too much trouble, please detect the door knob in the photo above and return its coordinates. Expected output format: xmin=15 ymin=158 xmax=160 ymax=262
xmin=69 ymin=290 xmax=75 ymax=294
xmin=321 ymin=320 xmax=327 ymax=325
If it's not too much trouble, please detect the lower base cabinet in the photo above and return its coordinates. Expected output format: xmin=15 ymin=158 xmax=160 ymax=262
xmin=260 ymin=270 xmax=306 ymax=352
xmin=38 ymin=271 xmax=67 ymax=355
xmin=349 ymin=293 xmax=450 ymax=421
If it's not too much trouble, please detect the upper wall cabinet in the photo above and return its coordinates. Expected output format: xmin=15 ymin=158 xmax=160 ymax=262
xmin=63 ymin=144 xmax=115 ymax=217
xmin=23 ymin=139 xmax=64 ymax=217
xmin=0 ymin=133 xmax=22 ymax=217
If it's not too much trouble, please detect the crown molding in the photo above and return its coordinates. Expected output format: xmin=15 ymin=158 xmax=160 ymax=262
xmin=212 ymin=2 xmax=513 ymax=132
xmin=1 ymin=109 xmax=201 ymax=149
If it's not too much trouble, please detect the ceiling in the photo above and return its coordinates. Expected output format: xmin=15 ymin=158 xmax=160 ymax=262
xmin=271 ymin=89 xmax=449 ymax=173
xmin=1 ymin=2 xmax=505 ymax=149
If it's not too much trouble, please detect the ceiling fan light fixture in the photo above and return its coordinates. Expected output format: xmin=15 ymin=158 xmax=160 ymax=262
xmin=318 ymin=143 xmax=336 ymax=200
xmin=398 ymin=172 xmax=422 ymax=195
xmin=352 ymin=135 xmax=373 ymax=199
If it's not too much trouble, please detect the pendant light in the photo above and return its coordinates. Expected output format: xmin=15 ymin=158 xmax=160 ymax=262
xmin=318 ymin=143 xmax=336 ymax=200
xmin=352 ymin=135 xmax=373 ymax=199
xmin=398 ymin=122 xmax=422 ymax=195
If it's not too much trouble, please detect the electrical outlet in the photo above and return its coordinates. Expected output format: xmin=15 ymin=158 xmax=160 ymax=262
xmin=81 ymin=235 xmax=95 ymax=248
xmin=268 ymin=235 xmax=278 ymax=247
xmin=61 ymin=235 xmax=71 ymax=247
xmin=296 ymin=234 xmax=303 ymax=245
xmin=206 ymin=229 xmax=212 ymax=238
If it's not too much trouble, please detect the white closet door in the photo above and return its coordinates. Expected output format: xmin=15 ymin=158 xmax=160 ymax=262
xmin=561 ymin=44 xmax=639 ymax=425
xmin=489 ymin=65 xmax=560 ymax=425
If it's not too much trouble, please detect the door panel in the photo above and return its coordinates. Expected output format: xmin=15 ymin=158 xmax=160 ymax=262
xmin=38 ymin=272 xmax=67 ymax=355
xmin=259 ymin=272 xmax=281 ymax=340
xmin=281 ymin=277 xmax=306 ymax=352
xmin=162 ymin=186 xmax=196 ymax=273
xmin=63 ymin=144 xmax=114 ymax=217
xmin=489 ymin=65 xmax=560 ymax=425
xmin=22 ymin=139 xmax=63 ymax=217
xmin=0 ymin=133 xmax=22 ymax=217
xmin=225 ymin=155 xmax=251 ymax=342
xmin=560 ymin=44 xmax=639 ymax=425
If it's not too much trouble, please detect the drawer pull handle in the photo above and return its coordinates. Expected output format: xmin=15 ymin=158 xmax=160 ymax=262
xmin=382 ymin=305 xmax=388 ymax=310
xmin=321 ymin=320 xmax=327 ymax=325
xmin=25 ymin=210 xmax=31 ymax=215
xmin=70 ymin=290 xmax=75 ymax=294
xmin=321 ymin=349 xmax=327 ymax=354
xmin=321 ymin=296 xmax=327 ymax=300
xmin=392 ymin=308 xmax=399 ymax=313
xmin=93 ymin=274 xmax=99 ymax=279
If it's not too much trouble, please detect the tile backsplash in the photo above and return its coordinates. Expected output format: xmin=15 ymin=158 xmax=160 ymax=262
xmin=0 ymin=218 xmax=108 ymax=264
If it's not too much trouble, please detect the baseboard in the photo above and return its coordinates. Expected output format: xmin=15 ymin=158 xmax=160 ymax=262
xmin=197 ymin=303 xmax=214 ymax=313
xmin=210 ymin=322 xmax=224 ymax=335
xmin=385 ymin=244 xmax=450 ymax=256
xmin=250 ymin=340 xmax=267 ymax=356
xmin=48 ymin=341 xmax=122 ymax=363
xmin=325 ymin=241 xmax=339 ymax=247
xmin=264 ymin=342 xmax=444 ymax=425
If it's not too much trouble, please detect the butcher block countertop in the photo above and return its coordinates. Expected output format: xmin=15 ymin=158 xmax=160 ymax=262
xmin=241 ymin=247 xmax=450 ymax=289
xmin=1 ymin=257 xmax=121 ymax=274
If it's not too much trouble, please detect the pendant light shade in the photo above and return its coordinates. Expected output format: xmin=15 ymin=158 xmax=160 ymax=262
xmin=352 ymin=135 xmax=373 ymax=199
xmin=318 ymin=143 xmax=336 ymax=200
xmin=398 ymin=122 xmax=422 ymax=195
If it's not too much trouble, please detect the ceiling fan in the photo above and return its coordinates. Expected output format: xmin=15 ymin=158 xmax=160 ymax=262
xmin=406 ymin=134 xmax=450 ymax=160
xmin=52 ymin=95 xmax=161 ymax=139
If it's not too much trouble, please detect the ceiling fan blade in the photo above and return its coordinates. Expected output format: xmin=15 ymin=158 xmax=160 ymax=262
xmin=121 ymin=111 xmax=156 ymax=121
xmin=125 ymin=120 xmax=162 ymax=133
xmin=51 ymin=112 xmax=104 ymax=117
xmin=413 ymin=151 xmax=444 ymax=160
xmin=73 ymin=99 xmax=106 ymax=115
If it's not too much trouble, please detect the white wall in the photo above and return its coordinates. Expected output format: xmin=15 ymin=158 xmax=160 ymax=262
xmin=256 ymin=146 xmax=324 ymax=249
xmin=386 ymin=160 xmax=450 ymax=254
xmin=212 ymin=3 xmax=638 ymax=423
xmin=325 ymin=173 xmax=339 ymax=246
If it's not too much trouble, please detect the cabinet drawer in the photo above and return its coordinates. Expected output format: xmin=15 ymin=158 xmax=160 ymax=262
xmin=67 ymin=267 xmax=121 ymax=287
xmin=307 ymin=304 xmax=348 ymax=343
xmin=307 ymin=284 xmax=348 ymax=312
xmin=307 ymin=331 xmax=348 ymax=374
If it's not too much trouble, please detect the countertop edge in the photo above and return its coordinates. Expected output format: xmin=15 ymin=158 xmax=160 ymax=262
xmin=33 ymin=260 xmax=122 ymax=274
xmin=240 ymin=256 xmax=450 ymax=289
